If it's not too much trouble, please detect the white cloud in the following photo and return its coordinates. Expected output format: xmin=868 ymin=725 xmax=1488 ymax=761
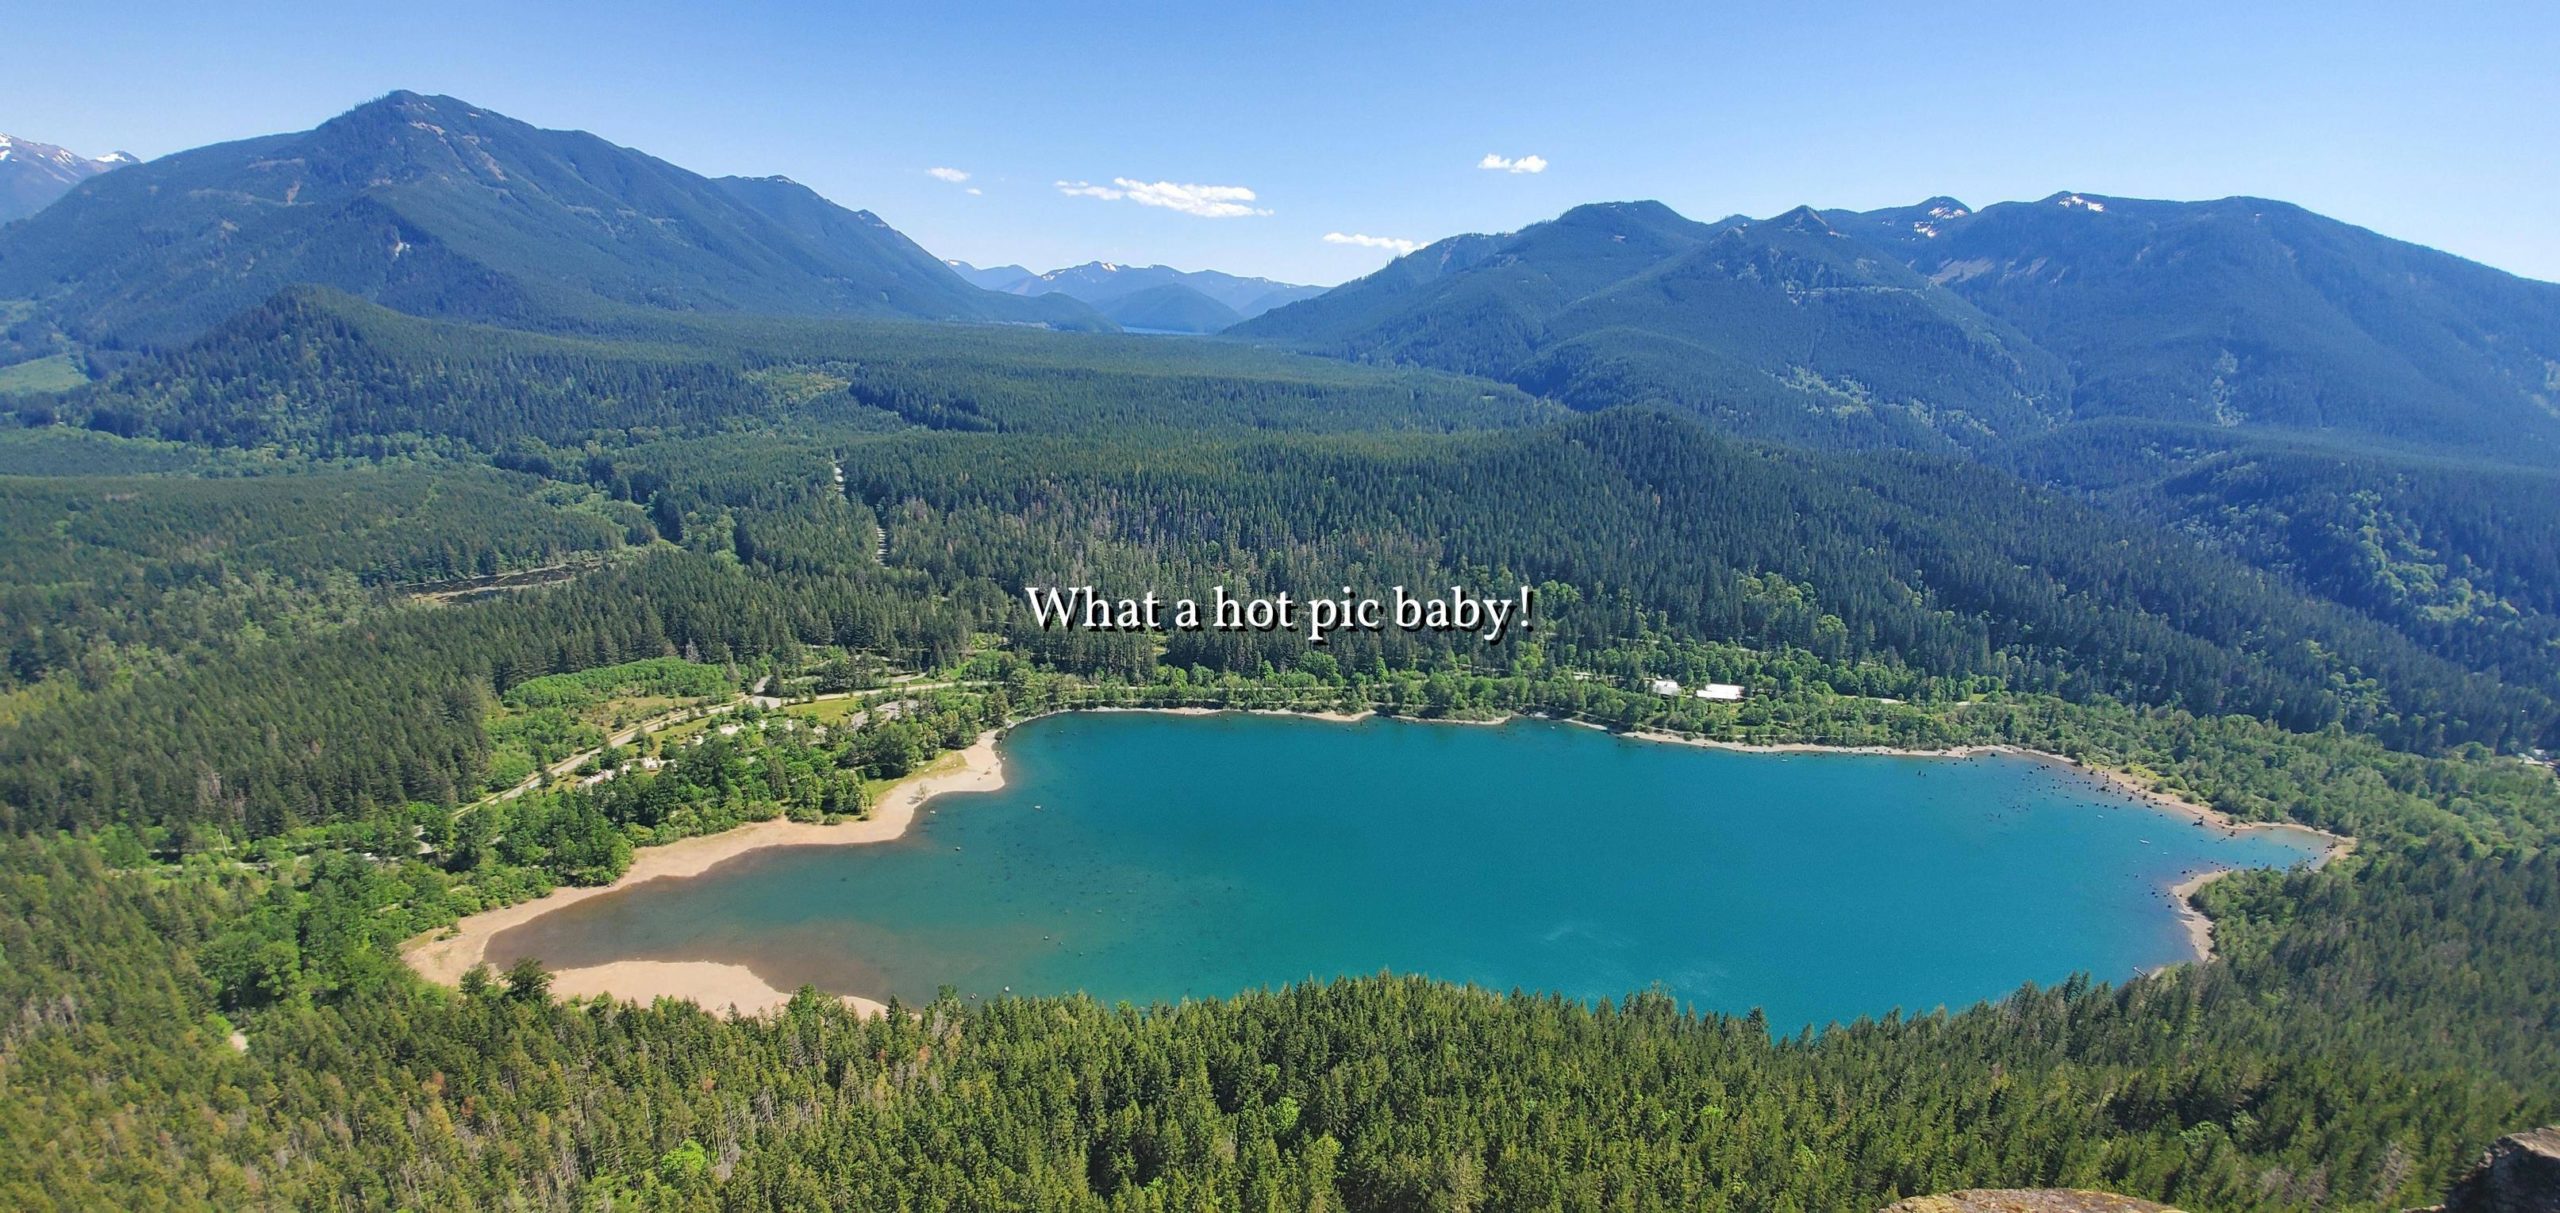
xmin=1324 ymin=232 xmax=1419 ymax=256
xmin=965 ymin=187 xmax=982 ymax=196
xmin=1054 ymin=177 xmax=1271 ymax=218
xmin=1478 ymin=153 xmax=1548 ymax=174
xmin=927 ymin=166 xmax=971 ymax=183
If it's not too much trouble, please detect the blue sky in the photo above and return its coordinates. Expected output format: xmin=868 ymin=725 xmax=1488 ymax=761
xmin=8 ymin=2 xmax=2556 ymax=285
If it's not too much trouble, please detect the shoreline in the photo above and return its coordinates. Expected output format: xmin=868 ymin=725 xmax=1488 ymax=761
xmin=405 ymin=704 xmax=2355 ymax=1011
xmin=2052 ymin=748 xmax=2354 ymax=963
xmin=1589 ymin=720 xmax=2353 ymax=963
xmin=401 ymin=730 xmax=1005 ymax=1017
xmin=2168 ymin=870 xmax=2236 ymax=963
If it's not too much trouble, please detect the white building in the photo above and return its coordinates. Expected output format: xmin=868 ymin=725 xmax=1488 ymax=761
xmin=1650 ymin=679 xmax=1682 ymax=696
xmin=1695 ymin=683 xmax=1745 ymax=701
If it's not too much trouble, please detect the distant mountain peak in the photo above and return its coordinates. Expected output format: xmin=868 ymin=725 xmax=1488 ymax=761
xmin=954 ymin=258 xmax=1320 ymax=329
xmin=1556 ymin=199 xmax=1683 ymax=227
xmin=356 ymin=89 xmax=464 ymax=118
xmin=2044 ymin=191 xmax=2110 ymax=213
xmin=1770 ymin=205 xmax=1838 ymax=234
xmin=0 ymin=132 xmax=135 ymax=223
xmin=0 ymin=134 xmax=110 ymax=169
xmin=0 ymin=92 xmax=1111 ymax=348
xmin=330 ymin=89 xmax=455 ymax=125
xmin=1918 ymin=196 xmax=1970 ymax=219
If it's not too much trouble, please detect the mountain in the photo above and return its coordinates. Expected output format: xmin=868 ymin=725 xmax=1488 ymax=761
xmin=0 ymin=134 xmax=136 ymax=223
xmin=1095 ymin=282 xmax=1244 ymax=333
xmin=946 ymin=260 xmax=1037 ymax=292
xmin=950 ymin=259 xmax=1324 ymax=330
xmin=1008 ymin=261 xmax=1323 ymax=317
xmin=1233 ymin=281 xmax=1329 ymax=317
xmin=1235 ymin=200 xmax=2067 ymax=450
xmin=1835 ymin=191 xmax=2560 ymax=462
xmin=1241 ymin=193 xmax=2560 ymax=668
xmin=1243 ymin=193 xmax=2560 ymax=463
xmin=1823 ymin=195 xmax=1977 ymax=246
xmin=0 ymin=91 xmax=1105 ymax=358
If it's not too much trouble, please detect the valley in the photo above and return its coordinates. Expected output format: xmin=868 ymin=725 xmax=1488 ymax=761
xmin=2 ymin=74 xmax=2556 ymax=1212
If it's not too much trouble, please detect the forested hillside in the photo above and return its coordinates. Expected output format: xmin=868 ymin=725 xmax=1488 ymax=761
xmin=0 ymin=91 xmax=1102 ymax=363
xmin=2012 ymin=421 xmax=2560 ymax=700
xmin=1861 ymin=193 xmax=2560 ymax=462
xmin=849 ymin=410 xmax=2549 ymax=748
xmin=1235 ymin=193 xmax=2560 ymax=737
xmin=1237 ymin=202 xmax=2070 ymax=452
xmin=31 ymin=288 xmax=1551 ymax=454
xmin=0 ymin=465 xmax=636 ymax=698
xmin=1243 ymin=192 xmax=2560 ymax=468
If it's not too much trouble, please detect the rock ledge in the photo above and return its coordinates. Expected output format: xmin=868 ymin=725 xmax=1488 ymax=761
xmin=1879 ymin=1192 xmax=2180 ymax=1213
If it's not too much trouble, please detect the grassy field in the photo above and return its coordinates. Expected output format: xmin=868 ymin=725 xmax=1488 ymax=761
xmin=860 ymin=745 xmax=969 ymax=804
xmin=780 ymin=696 xmax=875 ymax=726
xmin=0 ymin=353 xmax=90 ymax=394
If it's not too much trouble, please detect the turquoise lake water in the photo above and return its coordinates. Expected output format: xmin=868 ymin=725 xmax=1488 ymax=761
xmin=487 ymin=712 xmax=2327 ymax=1030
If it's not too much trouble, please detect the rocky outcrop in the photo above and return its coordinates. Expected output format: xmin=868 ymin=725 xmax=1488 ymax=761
xmin=1877 ymin=1126 xmax=2560 ymax=1213
xmin=1879 ymin=1192 xmax=2181 ymax=1212
xmin=2426 ymin=1127 xmax=2560 ymax=1213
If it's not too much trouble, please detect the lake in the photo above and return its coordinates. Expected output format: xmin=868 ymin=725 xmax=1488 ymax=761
xmin=487 ymin=712 xmax=2327 ymax=1030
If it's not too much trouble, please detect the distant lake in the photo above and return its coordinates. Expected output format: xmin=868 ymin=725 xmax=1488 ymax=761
xmin=488 ymin=713 xmax=2326 ymax=1030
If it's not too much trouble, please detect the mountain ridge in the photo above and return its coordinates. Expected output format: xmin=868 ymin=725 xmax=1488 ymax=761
xmin=1236 ymin=198 xmax=2067 ymax=450
xmin=1877 ymin=191 xmax=2560 ymax=457
xmin=947 ymin=258 xmax=1322 ymax=331
xmin=1241 ymin=192 xmax=2560 ymax=463
xmin=0 ymin=91 xmax=1106 ymax=360
xmin=0 ymin=133 xmax=136 ymax=223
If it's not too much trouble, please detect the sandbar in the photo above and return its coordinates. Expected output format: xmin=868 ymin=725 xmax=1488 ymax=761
xmin=546 ymin=960 xmax=889 ymax=1017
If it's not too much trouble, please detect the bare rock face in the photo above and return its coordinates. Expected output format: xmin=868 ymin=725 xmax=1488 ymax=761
xmin=1879 ymin=1192 xmax=2182 ymax=1213
xmin=1876 ymin=1128 xmax=2560 ymax=1213
xmin=2428 ymin=1127 xmax=2560 ymax=1213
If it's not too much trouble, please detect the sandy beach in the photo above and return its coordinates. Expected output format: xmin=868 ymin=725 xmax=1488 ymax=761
xmin=546 ymin=960 xmax=888 ymax=1017
xmin=2168 ymin=871 xmax=2235 ymax=962
xmin=402 ymin=729 xmax=1006 ymax=1016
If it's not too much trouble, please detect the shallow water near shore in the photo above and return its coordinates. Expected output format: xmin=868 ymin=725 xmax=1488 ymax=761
xmin=487 ymin=713 xmax=2325 ymax=1029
